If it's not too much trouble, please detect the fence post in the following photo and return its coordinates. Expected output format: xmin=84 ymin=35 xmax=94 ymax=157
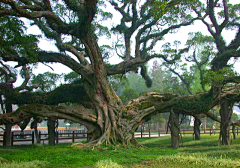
xmin=149 ymin=129 xmax=150 ymax=137
xmin=72 ymin=131 xmax=75 ymax=143
xmin=237 ymin=128 xmax=239 ymax=135
xmin=11 ymin=132 xmax=14 ymax=146
xmin=56 ymin=131 xmax=59 ymax=144
xmin=141 ymin=128 xmax=143 ymax=138
xmin=32 ymin=132 xmax=34 ymax=144
xmin=3 ymin=131 xmax=6 ymax=146
xmin=158 ymin=129 xmax=160 ymax=137
xmin=39 ymin=131 xmax=41 ymax=143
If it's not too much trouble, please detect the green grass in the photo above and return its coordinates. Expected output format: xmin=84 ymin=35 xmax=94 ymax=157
xmin=0 ymin=135 xmax=240 ymax=168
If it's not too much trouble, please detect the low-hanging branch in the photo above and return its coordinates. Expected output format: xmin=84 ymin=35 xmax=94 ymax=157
xmin=2 ymin=84 xmax=240 ymax=132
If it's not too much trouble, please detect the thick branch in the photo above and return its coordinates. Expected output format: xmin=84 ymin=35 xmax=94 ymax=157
xmin=7 ymin=83 xmax=91 ymax=106
xmin=2 ymin=51 xmax=93 ymax=76
xmin=0 ymin=104 xmax=97 ymax=132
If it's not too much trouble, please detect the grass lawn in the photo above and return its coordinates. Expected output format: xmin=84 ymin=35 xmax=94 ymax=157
xmin=1 ymin=134 xmax=240 ymax=168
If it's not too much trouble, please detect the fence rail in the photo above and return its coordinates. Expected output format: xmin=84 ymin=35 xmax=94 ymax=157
xmin=0 ymin=128 xmax=239 ymax=146
xmin=136 ymin=128 xmax=239 ymax=138
xmin=0 ymin=130 xmax=88 ymax=146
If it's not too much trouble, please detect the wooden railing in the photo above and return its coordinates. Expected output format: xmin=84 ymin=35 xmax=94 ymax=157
xmin=0 ymin=130 xmax=88 ymax=146
xmin=136 ymin=128 xmax=239 ymax=138
xmin=0 ymin=128 xmax=239 ymax=146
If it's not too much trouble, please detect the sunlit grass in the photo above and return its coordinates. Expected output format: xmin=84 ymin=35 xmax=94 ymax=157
xmin=0 ymin=134 xmax=240 ymax=167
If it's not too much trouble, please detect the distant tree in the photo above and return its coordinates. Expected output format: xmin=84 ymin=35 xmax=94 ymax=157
xmin=120 ymin=88 xmax=139 ymax=104
xmin=30 ymin=72 xmax=62 ymax=92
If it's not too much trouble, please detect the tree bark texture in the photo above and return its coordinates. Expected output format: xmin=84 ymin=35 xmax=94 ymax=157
xmin=194 ymin=117 xmax=201 ymax=140
xmin=47 ymin=118 xmax=56 ymax=146
xmin=4 ymin=100 xmax=12 ymax=147
xmin=169 ymin=112 xmax=180 ymax=148
xmin=31 ymin=120 xmax=41 ymax=144
xmin=220 ymin=99 xmax=232 ymax=145
xmin=4 ymin=125 xmax=11 ymax=147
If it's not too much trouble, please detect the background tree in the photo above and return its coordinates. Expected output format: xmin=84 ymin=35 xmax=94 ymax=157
xmin=0 ymin=14 xmax=39 ymax=146
xmin=191 ymin=0 xmax=240 ymax=145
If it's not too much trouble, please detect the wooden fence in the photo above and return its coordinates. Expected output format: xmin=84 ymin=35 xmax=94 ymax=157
xmin=136 ymin=128 xmax=239 ymax=138
xmin=0 ymin=130 xmax=87 ymax=146
xmin=0 ymin=128 xmax=239 ymax=146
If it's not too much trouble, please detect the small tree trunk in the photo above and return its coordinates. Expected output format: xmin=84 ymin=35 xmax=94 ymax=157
xmin=194 ymin=117 xmax=201 ymax=140
xmin=169 ymin=112 xmax=180 ymax=148
xmin=34 ymin=128 xmax=40 ymax=144
xmin=4 ymin=125 xmax=11 ymax=146
xmin=204 ymin=117 xmax=207 ymax=132
xmin=31 ymin=120 xmax=41 ymax=144
xmin=232 ymin=125 xmax=236 ymax=140
xmin=47 ymin=118 xmax=56 ymax=146
xmin=220 ymin=100 xmax=232 ymax=145
xmin=4 ymin=100 xmax=13 ymax=147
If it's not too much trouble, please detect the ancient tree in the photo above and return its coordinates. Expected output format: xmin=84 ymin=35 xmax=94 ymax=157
xmin=0 ymin=0 xmax=239 ymax=147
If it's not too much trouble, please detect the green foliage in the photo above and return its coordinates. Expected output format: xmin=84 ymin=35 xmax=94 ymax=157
xmin=175 ymin=93 xmax=213 ymax=112
xmin=203 ymin=67 xmax=237 ymax=85
xmin=218 ymin=3 xmax=240 ymax=30
xmin=186 ymin=32 xmax=214 ymax=46
xmin=108 ymin=74 xmax=129 ymax=95
xmin=63 ymin=71 xmax=80 ymax=84
xmin=120 ymin=88 xmax=139 ymax=104
xmin=0 ymin=16 xmax=40 ymax=62
xmin=126 ymin=72 xmax=148 ymax=94
xmin=232 ymin=112 xmax=239 ymax=122
xmin=152 ymin=0 xmax=199 ymax=21
xmin=30 ymin=72 xmax=62 ymax=92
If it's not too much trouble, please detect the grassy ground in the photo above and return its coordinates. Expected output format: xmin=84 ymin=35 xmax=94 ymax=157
xmin=1 ymin=134 xmax=240 ymax=168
